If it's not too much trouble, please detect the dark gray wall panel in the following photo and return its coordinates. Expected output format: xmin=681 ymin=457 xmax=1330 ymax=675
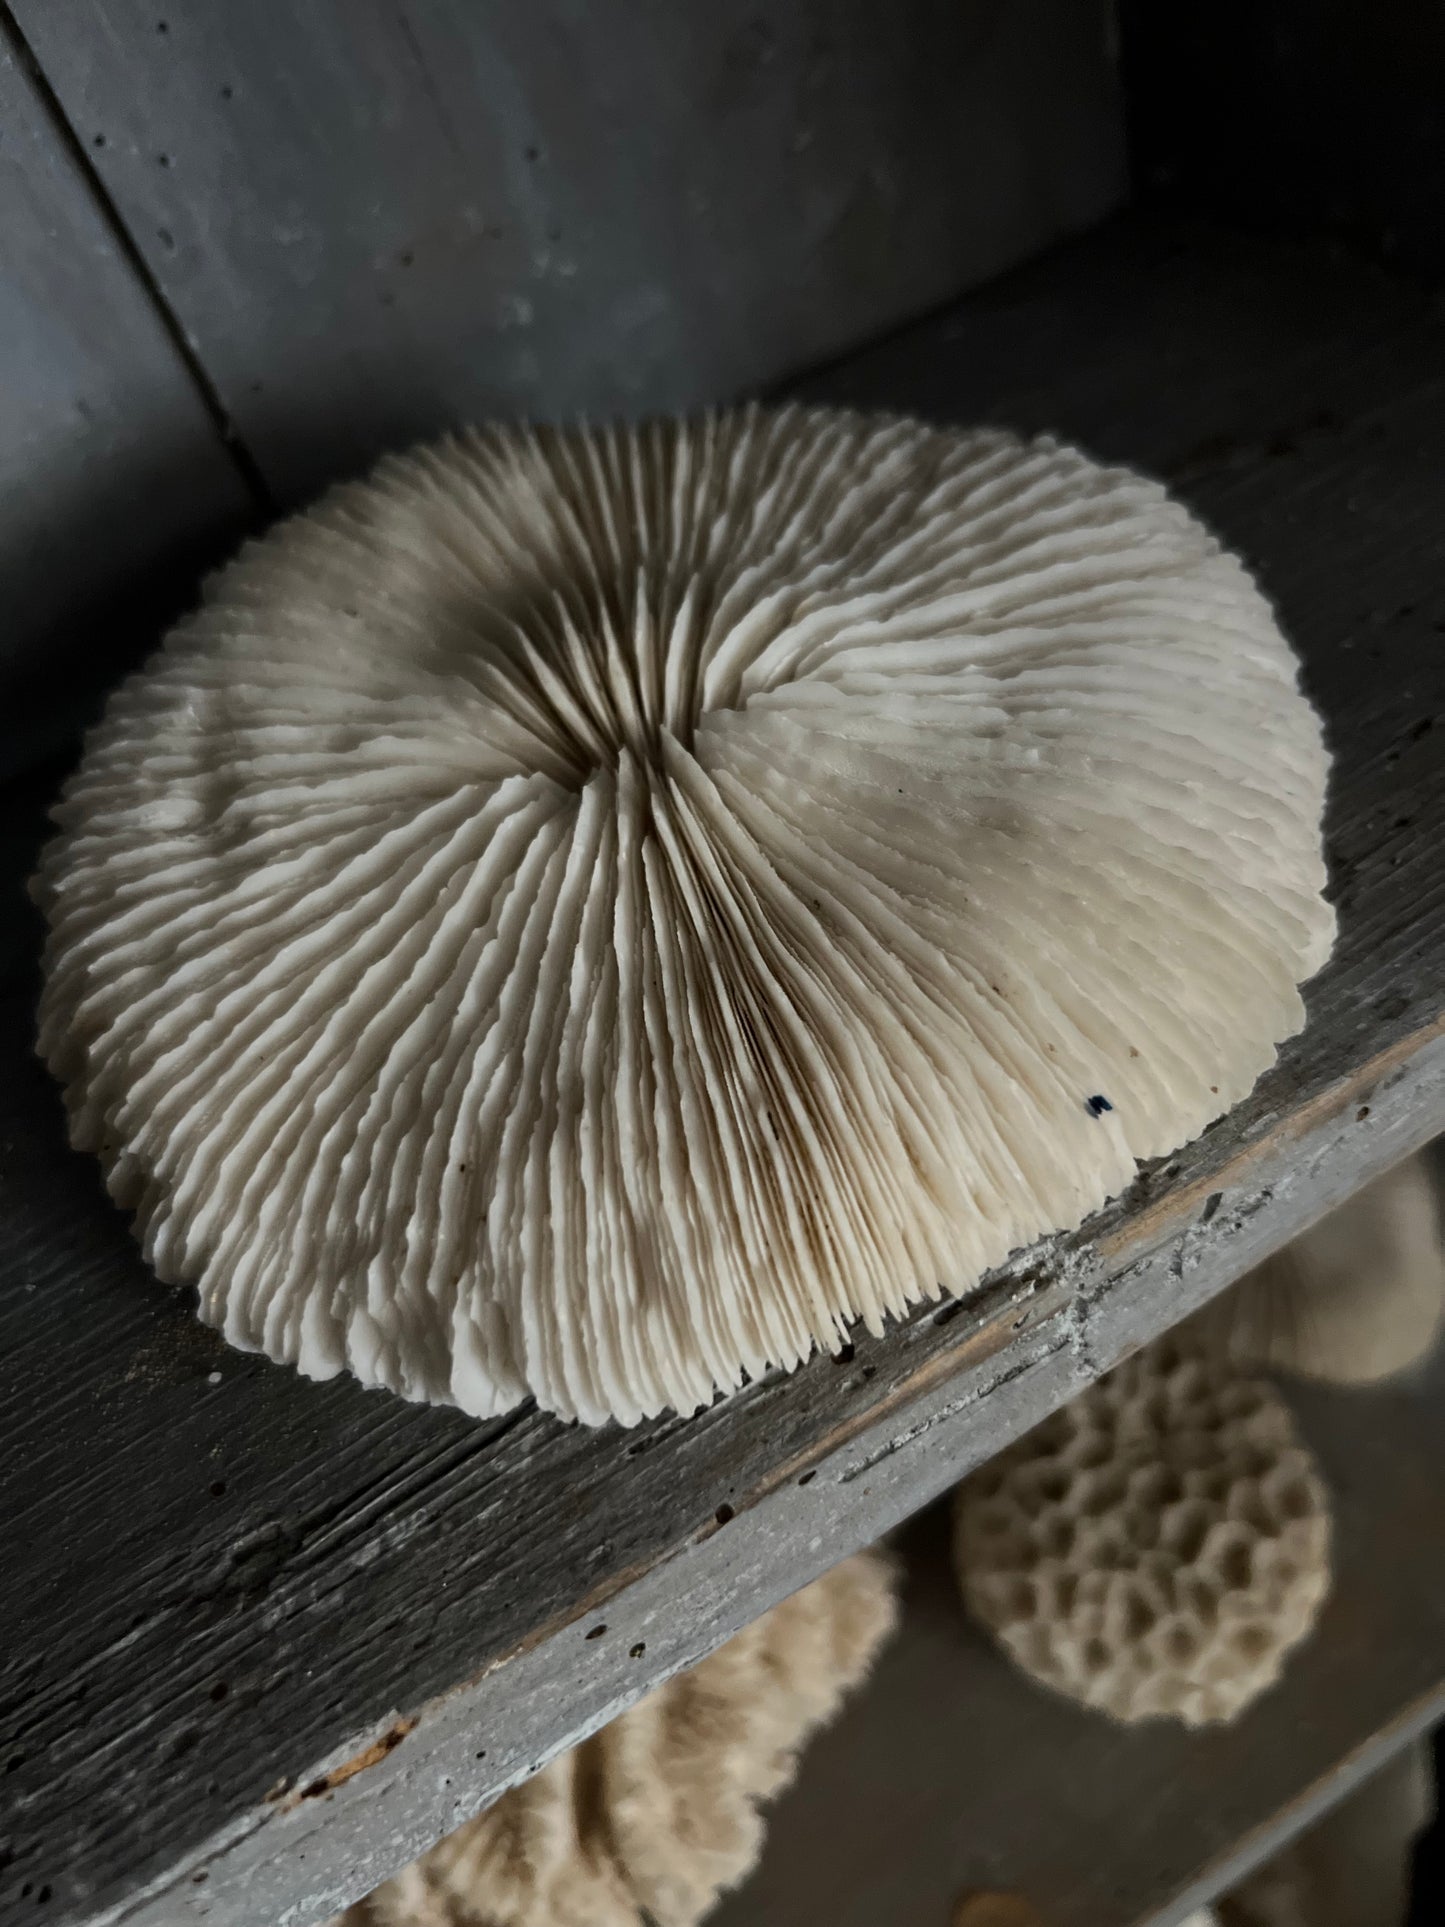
xmin=1122 ymin=3 xmax=1445 ymax=282
xmin=0 ymin=28 xmax=255 ymax=776
xmin=13 ymin=0 xmax=1125 ymax=502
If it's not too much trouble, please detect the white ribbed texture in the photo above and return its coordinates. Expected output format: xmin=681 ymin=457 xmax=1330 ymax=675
xmin=33 ymin=406 xmax=1334 ymax=1424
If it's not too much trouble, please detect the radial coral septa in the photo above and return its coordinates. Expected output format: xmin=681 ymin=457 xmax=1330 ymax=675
xmin=34 ymin=405 xmax=1334 ymax=1422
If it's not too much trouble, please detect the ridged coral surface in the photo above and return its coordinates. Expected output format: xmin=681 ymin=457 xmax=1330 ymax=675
xmin=953 ymin=1334 xmax=1331 ymax=1725
xmin=336 ymin=1549 xmax=897 ymax=1927
xmin=34 ymin=405 xmax=1333 ymax=1422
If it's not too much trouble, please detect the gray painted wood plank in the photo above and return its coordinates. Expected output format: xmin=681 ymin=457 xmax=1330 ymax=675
xmin=0 ymin=19 xmax=256 ymax=779
xmin=2 ymin=213 xmax=1445 ymax=1927
xmin=711 ymin=1345 xmax=1445 ymax=1927
xmin=10 ymin=0 xmax=1125 ymax=502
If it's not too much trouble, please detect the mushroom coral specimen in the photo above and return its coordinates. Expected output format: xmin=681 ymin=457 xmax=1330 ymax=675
xmin=1207 ymin=1152 xmax=1445 ymax=1386
xmin=953 ymin=1331 xmax=1331 ymax=1725
xmin=34 ymin=405 xmax=1334 ymax=1423
xmin=335 ymin=1549 xmax=897 ymax=1927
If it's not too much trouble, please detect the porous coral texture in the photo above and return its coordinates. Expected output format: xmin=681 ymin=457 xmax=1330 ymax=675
xmin=953 ymin=1333 xmax=1332 ymax=1725
xmin=1210 ymin=1153 xmax=1445 ymax=1385
xmin=34 ymin=404 xmax=1334 ymax=1423
xmin=334 ymin=1549 xmax=897 ymax=1927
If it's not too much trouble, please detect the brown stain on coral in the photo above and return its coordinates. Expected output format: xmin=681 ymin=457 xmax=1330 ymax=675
xmin=397 ymin=1023 xmax=1445 ymax=1730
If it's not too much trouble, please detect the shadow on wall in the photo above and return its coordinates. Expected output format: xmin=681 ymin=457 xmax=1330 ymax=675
xmin=1410 ymin=1729 xmax=1445 ymax=1923
xmin=0 ymin=430 xmax=258 ymax=789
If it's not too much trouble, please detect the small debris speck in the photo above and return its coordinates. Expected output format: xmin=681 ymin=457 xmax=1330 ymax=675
xmin=207 ymin=1370 xmax=222 ymax=1384
xmin=1085 ymin=1094 xmax=1113 ymax=1117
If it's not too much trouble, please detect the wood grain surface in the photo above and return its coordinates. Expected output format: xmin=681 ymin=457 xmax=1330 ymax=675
xmin=2 ymin=214 xmax=1444 ymax=1927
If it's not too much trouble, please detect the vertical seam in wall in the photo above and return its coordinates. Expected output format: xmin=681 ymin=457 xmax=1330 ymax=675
xmin=0 ymin=2 xmax=276 ymax=517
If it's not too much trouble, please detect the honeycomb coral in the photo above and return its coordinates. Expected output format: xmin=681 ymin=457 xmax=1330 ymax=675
xmin=337 ymin=1549 xmax=898 ymax=1927
xmin=952 ymin=1334 xmax=1331 ymax=1725
xmin=33 ymin=404 xmax=1333 ymax=1424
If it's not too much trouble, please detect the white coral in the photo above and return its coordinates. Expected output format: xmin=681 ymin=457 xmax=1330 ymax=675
xmin=337 ymin=1549 xmax=897 ymax=1927
xmin=1208 ymin=1153 xmax=1445 ymax=1385
xmin=953 ymin=1333 xmax=1332 ymax=1725
xmin=35 ymin=406 xmax=1333 ymax=1422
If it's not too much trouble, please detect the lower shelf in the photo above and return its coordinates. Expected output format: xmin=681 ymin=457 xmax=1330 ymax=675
xmin=712 ymin=1344 xmax=1445 ymax=1927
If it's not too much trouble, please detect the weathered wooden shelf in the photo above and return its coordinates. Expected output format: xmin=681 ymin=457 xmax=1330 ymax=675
xmin=2 ymin=212 xmax=1444 ymax=1927
xmin=712 ymin=1343 xmax=1445 ymax=1927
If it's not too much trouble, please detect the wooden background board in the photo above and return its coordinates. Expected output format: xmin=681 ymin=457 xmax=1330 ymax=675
xmin=2 ymin=212 xmax=1445 ymax=1927
xmin=712 ymin=1343 xmax=1445 ymax=1927
xmin=0 ymin=20 xmax=256 ymax=782
xmin=8 ymin=0 xmax=1125 ymax=505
